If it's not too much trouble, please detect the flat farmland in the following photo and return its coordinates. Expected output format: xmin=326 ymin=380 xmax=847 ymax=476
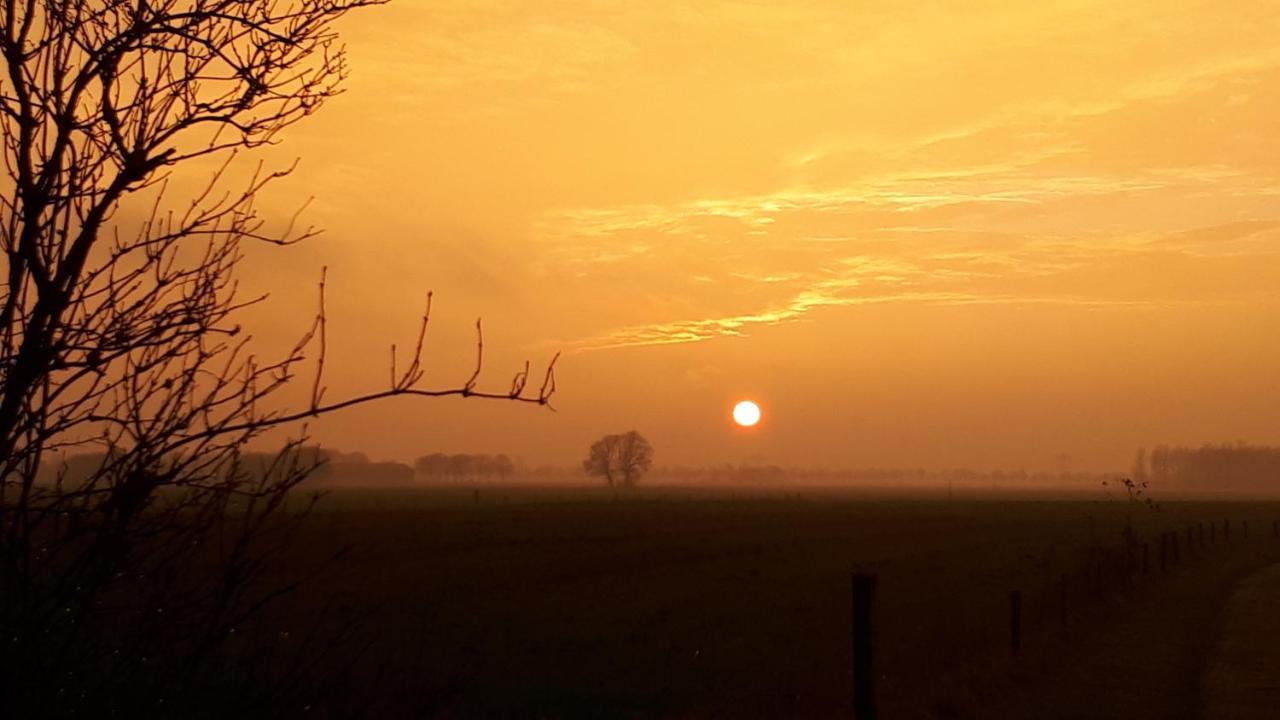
xmin=272 ymin=488 xmax=1280 ymax=718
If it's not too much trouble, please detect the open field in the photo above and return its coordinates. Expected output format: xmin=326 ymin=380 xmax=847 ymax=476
xmin=252 ymin=487 xmax=1280 ymax=718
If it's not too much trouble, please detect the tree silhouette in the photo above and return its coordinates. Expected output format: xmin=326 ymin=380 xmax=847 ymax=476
xmin=583 ymin=431 xmax=654 ymax=487
xmin=414 ymin=452 xmax=515 ymax=483
xmin=0 ymin=0 xmax=555 ymax=715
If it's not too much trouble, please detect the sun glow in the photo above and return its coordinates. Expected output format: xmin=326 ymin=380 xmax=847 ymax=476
xmin=732 ymin=400 xmax=762 ymax=427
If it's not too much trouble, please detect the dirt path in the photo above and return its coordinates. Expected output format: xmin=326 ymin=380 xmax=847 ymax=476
xmin=976 ymin=545 xmax=1280 ymax=720
xmin=1200 ymin=562 xmax=1280 ymax=719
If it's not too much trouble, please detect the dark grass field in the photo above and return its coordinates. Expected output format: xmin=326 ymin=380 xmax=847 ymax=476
xmin=264 ymin=487 xmax=1280 ymax=718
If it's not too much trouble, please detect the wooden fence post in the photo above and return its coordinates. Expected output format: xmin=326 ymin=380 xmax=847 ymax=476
xmin=852 ymin=572 xmax=877 ymax=720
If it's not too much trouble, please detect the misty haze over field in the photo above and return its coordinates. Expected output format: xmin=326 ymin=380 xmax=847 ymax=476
xmin=6 ymin=0 xmax=1280 ymax=718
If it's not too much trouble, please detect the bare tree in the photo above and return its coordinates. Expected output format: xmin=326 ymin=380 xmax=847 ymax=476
xmin=583 ymin=431 xmax=654 ymax=487
xmin=0 ymin=0 xmax=556 ymax=715
xmin=583 ymin=437 xmax=618 ymax=486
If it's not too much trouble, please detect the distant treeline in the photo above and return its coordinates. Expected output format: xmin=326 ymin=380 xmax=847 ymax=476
xmin=651 ymin=464 xmax=1117 ymax=488
xmin=41 ymin=448 xmax=1132 ymax=490
xmin=33 ymin=446 xmax=414 ymax=487
xmin=283 ymin=449 xmax=519 ymax=486
xmin=413 ymin=453 xmax=515 ymax=483
xmin=1135 ymin=444 xmax=1280 ymax=492
xmin=40 ymin=447 xmax=510 ymax=488
xmin=310 ymin=449 xmax=413 ymax=486
xmin=223 ymin=448 xmax=415 ymax=487
xmin=243 ymin=448 xmax=519 ymax=486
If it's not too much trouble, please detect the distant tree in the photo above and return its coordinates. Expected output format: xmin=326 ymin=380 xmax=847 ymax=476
xmin=447 ymin=454 xmax=474 ymax=481
xmin=1132 ymin=447 xmax=1148 ymax=485
xmin=414 ymin=453 xmax=449 ymax=481
xmin=336 ymin=450 xmax=371 ymax=465
xmin=414 ymin=452 xmax=518 ymax=484
xmin=583 ymin=439 xmax=617 ymax=485
xmin=494 ymin=453 xmax=515 ymax=480
xmin=583 ymin=431 xmax=654 ymax=487
xmin=1140 ymin=443 xmax=1280 ymax=492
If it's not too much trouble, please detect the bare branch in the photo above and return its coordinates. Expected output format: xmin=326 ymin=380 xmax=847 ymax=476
xmin=309 ymin=266 xmax=327 ymax=412
xmin=0 ymin=1 xmax=559 ymax=713
xmin=465 ymin=318 xmax=483 ymax=394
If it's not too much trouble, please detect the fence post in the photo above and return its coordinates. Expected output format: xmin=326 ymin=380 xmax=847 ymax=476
xmin=1159 ymin=532 xmax=1168 ymax=573
xmin=1186 ymin=527 xmax=1195 ymax=558
xmin=1211 ymin=522 xmax=1217 ymax=545
xmin=1225 ymin=519 xmax=1231 ymax=542
xmin=1199 ymin=522 xmax=1205 ymax=549
xmin=1244 ymin=520 xmax=1249 ymax=539
xmin=1010 ymin=590 xmax=1022 ymax=659
xmin=852 ymin=572 xmax=877 ymax=720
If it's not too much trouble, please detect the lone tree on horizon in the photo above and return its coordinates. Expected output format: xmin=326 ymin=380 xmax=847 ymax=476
xmin=583 ymin=431 xmax=654 ymax=487
xmin=0 ymin=0 xmax=555 ymax=715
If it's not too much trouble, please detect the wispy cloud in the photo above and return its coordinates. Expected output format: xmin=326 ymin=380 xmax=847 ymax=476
xmin=543 ymin=209 xmax=1280 ymax=351
xmin=572 ymin=289 xmax=1166 ymax=352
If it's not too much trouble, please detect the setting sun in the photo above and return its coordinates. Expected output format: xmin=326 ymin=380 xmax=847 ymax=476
xmin=732 ymin=400 xmax=762 ymax=428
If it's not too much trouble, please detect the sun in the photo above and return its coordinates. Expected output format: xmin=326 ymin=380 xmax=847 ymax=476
xmin=732 ymin=400 xmax=762 ymax=427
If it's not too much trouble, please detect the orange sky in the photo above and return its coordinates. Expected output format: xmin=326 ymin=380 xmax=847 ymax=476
xmin=218 ymin=0 xmax=1280 ymax=472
